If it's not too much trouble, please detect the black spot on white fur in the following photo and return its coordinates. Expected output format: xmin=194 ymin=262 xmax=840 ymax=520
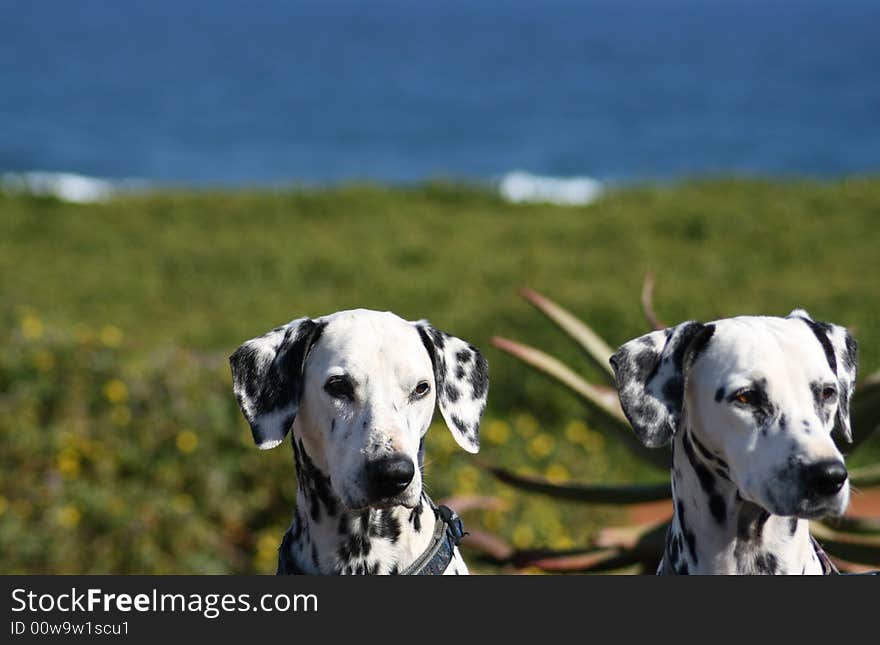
xmin=809 ymin=381 xmax=833 ymax=426
xmin=230 ymin=319 xmax=326 ymax=447
xmin=682 ymin=430 xmax=726 ymax=525
xmin=790 ymin=310 xmax=858 ymax=442
xmin=611 ymin=322 xmax=712 ymax=448
xmin=417 ymin=322 xmax=489 ymax=451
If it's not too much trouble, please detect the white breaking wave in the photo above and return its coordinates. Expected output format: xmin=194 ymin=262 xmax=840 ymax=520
xmin=0 ymin=171 xmax=147 ymax=203
xmin=498 ymin=171 xmax=603 ymax=206
xmin=2 ymin=169 xmax=605 ymax=205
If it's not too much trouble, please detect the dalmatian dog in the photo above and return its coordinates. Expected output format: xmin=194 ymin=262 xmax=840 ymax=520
xmin=610 ymin=309 xmax=857 ymax=575
xmin=230 ymin=309 xmax=489 ymax=575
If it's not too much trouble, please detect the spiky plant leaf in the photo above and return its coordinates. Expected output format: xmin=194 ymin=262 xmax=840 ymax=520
xmin=510 ymin=521 xmax=667 ymax=572
xmin=481 ymin=463 xmax=671 ymax=504
xmin=810 ymin=522 xmax=880 ymax=566
xmin=640 ymin=272 xmax=665 ymax=331
xmin=513 ymin=547 xmax=639 ymax=573
xmin=519 ymin=287 xmax=616 ymax=379
xmin=820 ymin=515 xmax=880 ymax=535
xmin=850 ymin=372 xmax=880 ymax=450
xmin=491 ymin=336 xmax=670 ymax=469
xmin=593 ymin=520 xmax=670 ymax=550
xmin=850 ymin=463 xmax=880 ymax=488
xmin=491 ymin=336 xmax=621 ymax=417
xmin=460 ymin=529 xmax=515 ymax=563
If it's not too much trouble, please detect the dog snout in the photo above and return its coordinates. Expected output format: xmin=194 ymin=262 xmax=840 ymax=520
xmin=365 ymin=454 xmax=415 ymax=500
xmin=802 ymin=459 xmax=848 ymax=496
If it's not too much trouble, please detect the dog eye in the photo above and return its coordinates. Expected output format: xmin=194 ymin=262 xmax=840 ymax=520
xmin=412 ymin=381 xmax=431 ymax=398
xmin=324 ymin=376 xmax=354 ymax=400
xmin=734 ymin=389 xmax=759 ymax=406
xmin=822 ymin=386 xmax=837 ymax=401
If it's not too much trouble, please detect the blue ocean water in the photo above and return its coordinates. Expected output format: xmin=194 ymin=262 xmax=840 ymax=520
xmin=1 ymin=0 xmax=878 ymax=185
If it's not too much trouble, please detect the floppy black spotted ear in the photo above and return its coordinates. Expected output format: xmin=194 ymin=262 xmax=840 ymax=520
xmin=414 ymin=321 xmax=489 ymax=454
xmin=609 ymin=322 xmax=714 ymax=448
xmin=788 ymin=309 xmax=858 ymax=442
xmin=229 ymin=317 xmax=326 ymax=450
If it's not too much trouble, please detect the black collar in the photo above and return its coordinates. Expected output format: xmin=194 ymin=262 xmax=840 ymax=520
xmin=810 ymin=536 xmax=839 ymax=575
xmin=277 ymin=498 xmax=466 ymax=575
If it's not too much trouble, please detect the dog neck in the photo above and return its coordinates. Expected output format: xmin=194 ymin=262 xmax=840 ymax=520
xmin=665 ymin=426 xmax=823 ymax=574
xmin=281 ymin=438 xmax=438 ymax=574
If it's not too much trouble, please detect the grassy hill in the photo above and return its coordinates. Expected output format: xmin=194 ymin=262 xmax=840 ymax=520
xmin=1 ymin=177 xmax=878 ymax=572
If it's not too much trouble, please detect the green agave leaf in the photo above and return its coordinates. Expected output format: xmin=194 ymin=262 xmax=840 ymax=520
xmin=513 ymin=547 xmax=642 ymax=573
xmin=850 ymin=463 xmax=880 ymax=488
xmin=511 ymin=521 xmax=667 ymax=572
xmin=459 ymin=529 xmax=515 ymax=563
xmin=490 ymin=336 xmax=626 ymax=422
xmin=850 ymin=372 xmax=880 ymax=451
xmin=811 ymin=522 xmax=880 ymax=567
xmin=437 ymin=495 xmax=509 ymax=514
xmin=819 ymin=515 xmax=880 ymax=535
xmin=519 ymin=287 xmax=616 ymax=380
xmin=490 ymin=336 xmax=671 ymax=470
xmin=482 ymin=463 xmax=671 ymax=504
xmin=640 ymin=272 xmax=666 ymax=331
xmin=593 ymin=520 xmax=670 ymax=550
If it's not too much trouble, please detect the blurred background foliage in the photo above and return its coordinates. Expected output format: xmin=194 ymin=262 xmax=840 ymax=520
xmin=1 ymin=177 xmax=879 ymax=573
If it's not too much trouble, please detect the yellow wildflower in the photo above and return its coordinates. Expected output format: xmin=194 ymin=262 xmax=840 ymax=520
xmin=564 ymin=419 xmax=589 ymax=443
xmin=515 ymin=466 xmax=537 ymax=478
xmin=99 ymin=325 xmax=123 ymax=348
xmin=514 ymin=413 xmax=539 ymax=438
xmin=58 ymin=505 xmax=81 ymax=528
xmin=527 ymin=433 xmax=555 ymax=459
xmin=552 ymin=534 xmax=576 ymax=550
xmin=512 ymin=524 xmax=535 ymax=549
xmin=544 ymin=463 xmax=569 ymax=483
xmin=176 ymin=430 xmax=198 ymax=454
xmin=103 ymin=379 xmax=129 ymax=404
xmin=255 ymin=529 xmax=283 ymax=571
xmin=20 ymin=314 xmax=43 ymax=340
xmin=58 ymin=450 xmax=81 ymax=479
xmin=484 ymin=419 xmax=511 ymax=445
xmin=579 ymin=428 xmax=605 ymax=452
xmin=481 ymin=510 xmax=502 ymax=532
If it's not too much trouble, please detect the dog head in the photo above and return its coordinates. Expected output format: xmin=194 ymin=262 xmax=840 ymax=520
xmin=611 ymin=310 xmax=857 ymax=518
xmin=230 ymin=309 xmax=488 ymax=510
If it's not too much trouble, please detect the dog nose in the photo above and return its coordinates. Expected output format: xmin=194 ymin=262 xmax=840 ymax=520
xmin=802 ymin=460 xmax=848 ymax=496
xmin=365 ymin=455 xmax=415 ymax=499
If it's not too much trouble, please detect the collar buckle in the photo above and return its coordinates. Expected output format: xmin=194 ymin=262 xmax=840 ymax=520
xmin=437 ymin=504 xmax=467 ymax=547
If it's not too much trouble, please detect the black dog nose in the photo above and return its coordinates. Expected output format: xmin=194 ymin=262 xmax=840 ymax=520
xmin=803 ymin=460 xmax=848 ymax=496
xmin=365 ymin=455 xmax=415 ymax=499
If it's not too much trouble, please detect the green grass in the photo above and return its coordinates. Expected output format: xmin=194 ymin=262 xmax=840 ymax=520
xmin=3 ymin=178 xmax=880 ymax=417
xmin=1 ymin=177 xmax=879 ymax=573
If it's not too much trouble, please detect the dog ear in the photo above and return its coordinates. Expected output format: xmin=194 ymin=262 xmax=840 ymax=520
xmin=609 ymin=322 xmax=714 ymax=448
xmin=788 ymin=309 xmax=858 ymax=442
xmin=229 ymin=317 xmax=326 ymax=450
xmin=414 ymin=321 xmax=489 ymax=454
